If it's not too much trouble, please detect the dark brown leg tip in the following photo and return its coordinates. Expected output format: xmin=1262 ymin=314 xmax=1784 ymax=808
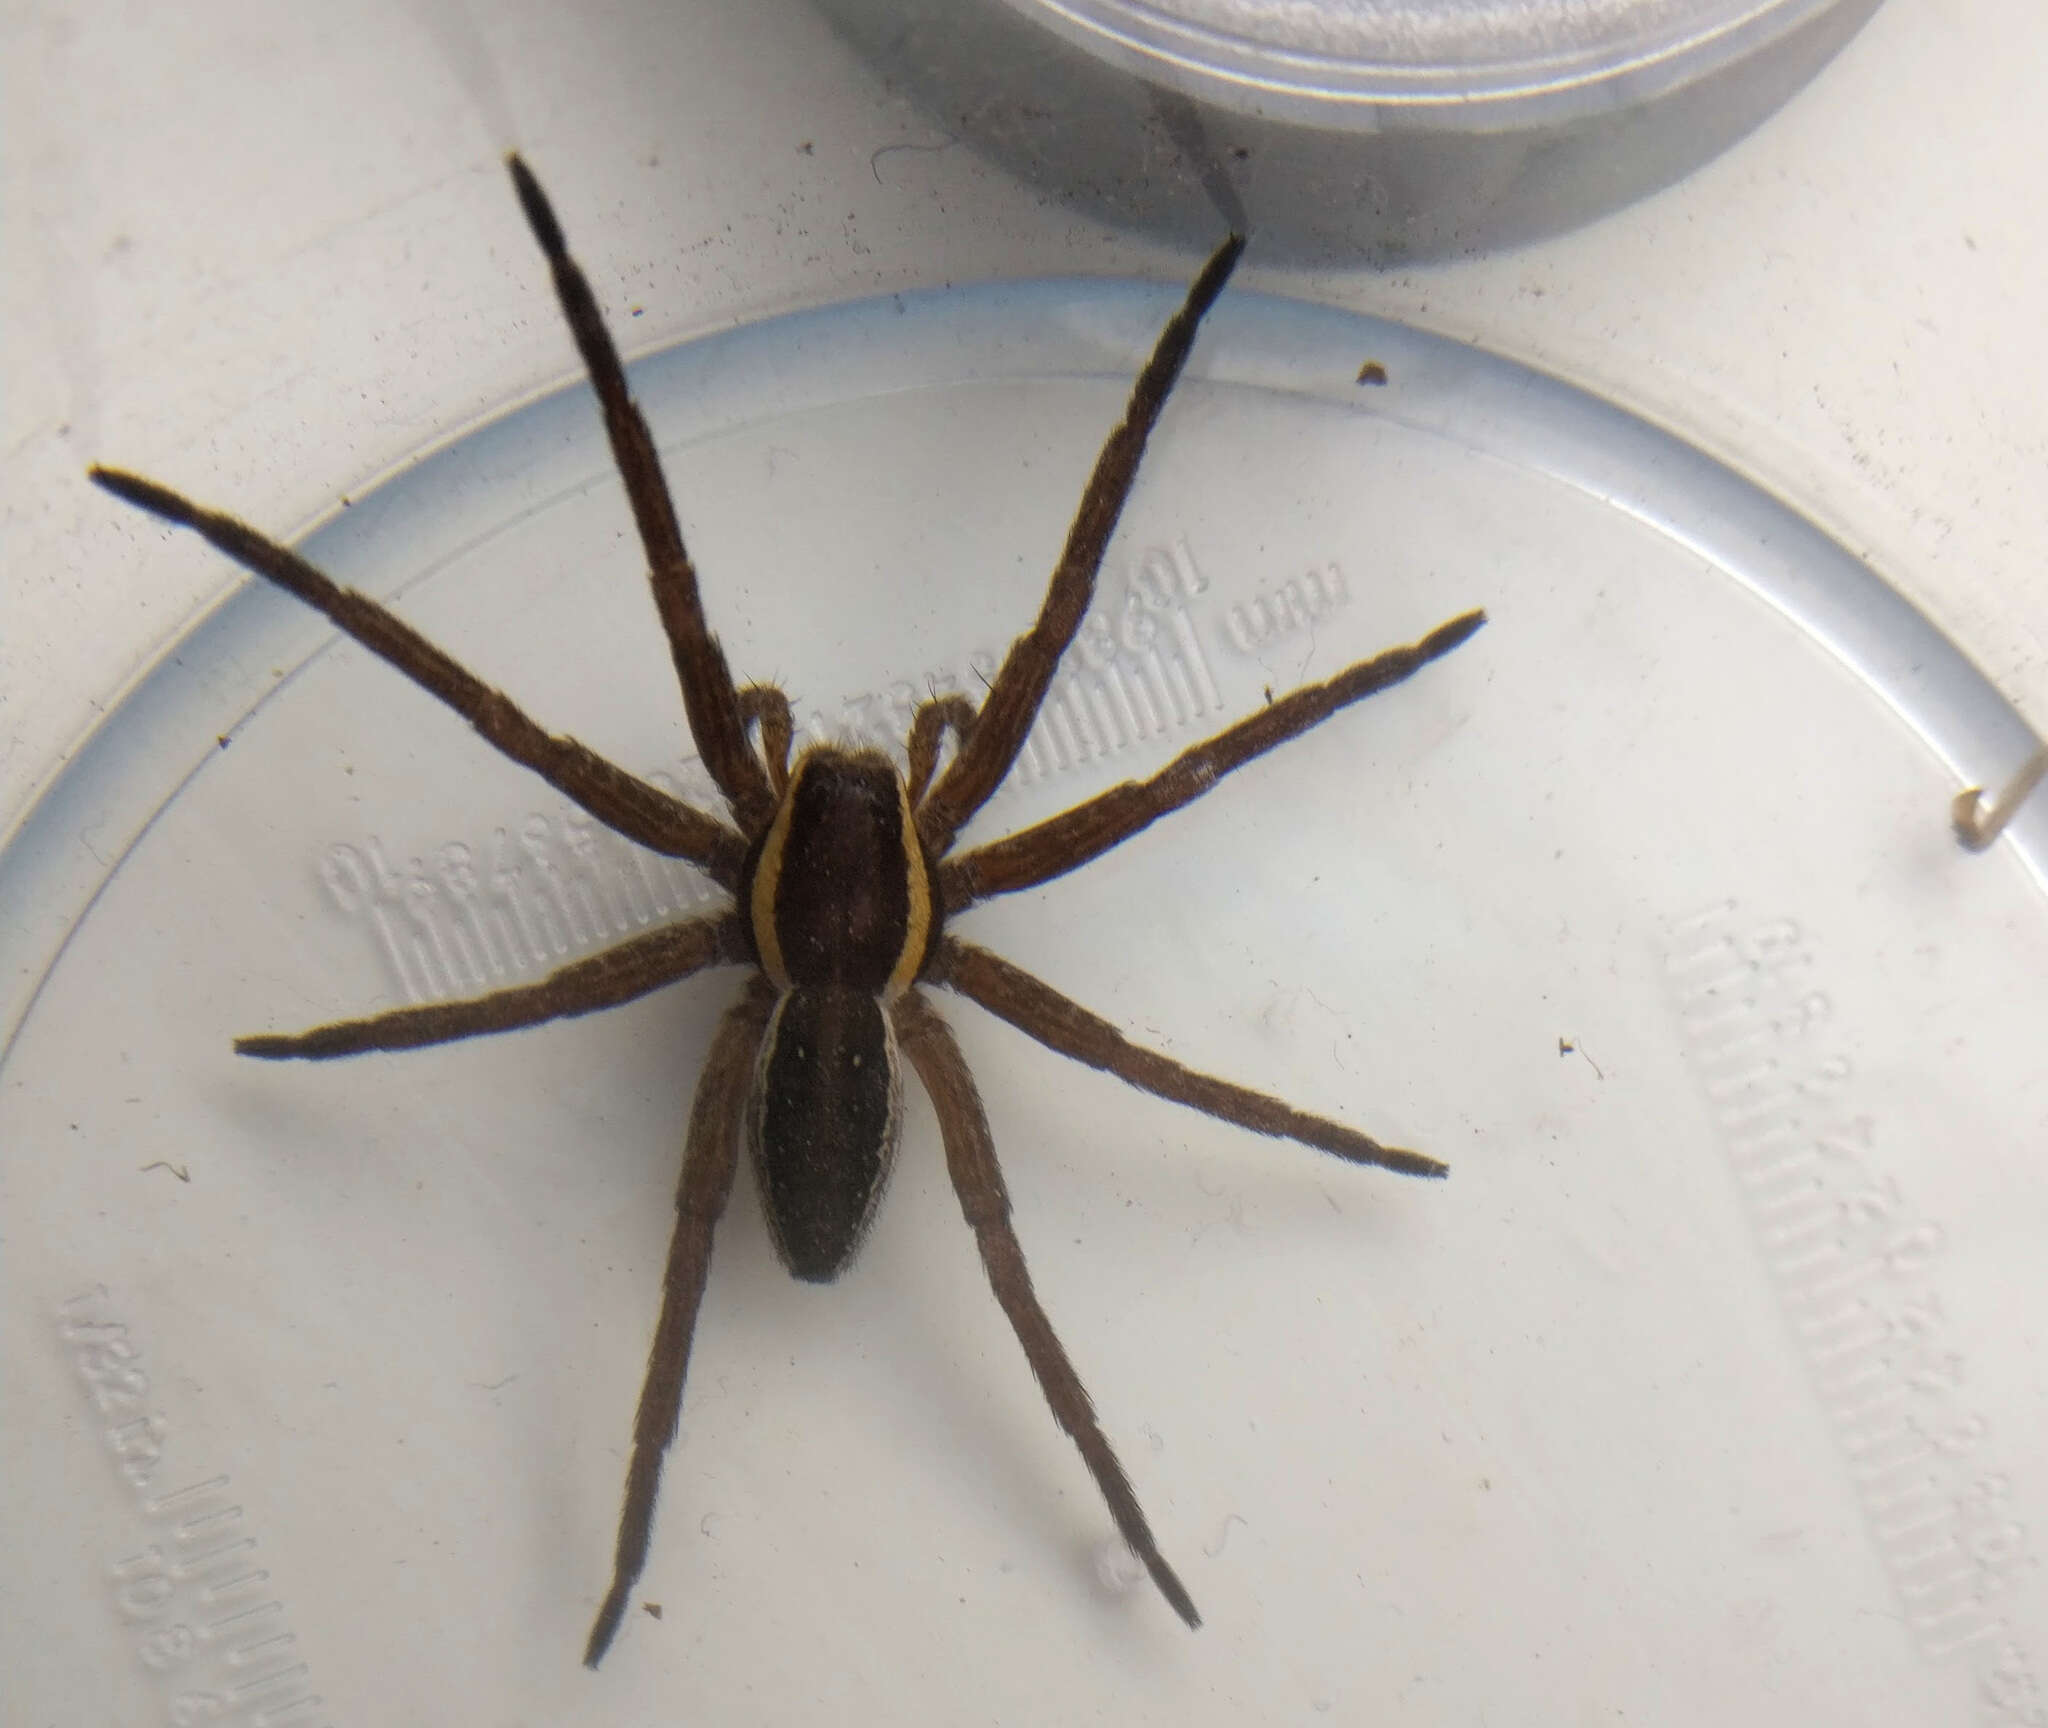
xmin=506 ymin=153 xmax=567 ymax=263
xmin=89 ymin=465 xmax=193 ymax=525
xmin=584 ymin=1590 xmax=627 ymax=1670
xmin=1440 ymin=607 xmax=1487 ymax=644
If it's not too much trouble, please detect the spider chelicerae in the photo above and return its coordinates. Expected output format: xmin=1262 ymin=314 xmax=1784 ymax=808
xmin=91 ymin=156 xmax=1484 ymax=1667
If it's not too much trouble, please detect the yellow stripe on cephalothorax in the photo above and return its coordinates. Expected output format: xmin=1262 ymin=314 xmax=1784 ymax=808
xmin=886 ymin=773 xmax=932 ymax=1001
xmin=749 ymin=781 xmax=797 ymax=990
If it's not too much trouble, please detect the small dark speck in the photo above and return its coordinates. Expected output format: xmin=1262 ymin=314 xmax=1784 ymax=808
xmin=339 ymin=495 xmax=353 ymax=508
xmin=798 ymin=141 xmax=814 ymax=155
xmin=1262 ymin=684 xmax=1274 ymax=706
xmin=1356 ymin=360 xmax=1388 ymax=386
xmin=631 ymin=306 xmax=645 ymax=318
xmin=1230 ymin=145 xmax=1250 ymax=161
xmin=216 ymin=735 xmax=231 ymax=750
xmin=643 ymin=1602 xmax=663 ymax=1620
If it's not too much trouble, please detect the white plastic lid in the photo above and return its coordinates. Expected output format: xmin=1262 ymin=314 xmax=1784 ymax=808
xmin=6 ymin=279 xmax=2043 ymax=1721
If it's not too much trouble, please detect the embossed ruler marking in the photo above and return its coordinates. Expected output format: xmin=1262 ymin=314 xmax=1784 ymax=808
xmin=57 ymin=1287 xmax=332 ymax=1728
xmin=1664 ymin=904 xmax=2043 ymax=1727
xmin=322 ymin=537 xmax=1367 ymax=1002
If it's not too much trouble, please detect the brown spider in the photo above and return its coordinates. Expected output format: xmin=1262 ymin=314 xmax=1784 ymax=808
xmin=91 ymin=156 xmax=1484 ymax=1668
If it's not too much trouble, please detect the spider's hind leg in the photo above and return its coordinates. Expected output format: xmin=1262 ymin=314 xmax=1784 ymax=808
xmin=892 ymin=988 xmax=1201 ymax=1629
xmin=586 ymin=974 xmax=776 ymax=1668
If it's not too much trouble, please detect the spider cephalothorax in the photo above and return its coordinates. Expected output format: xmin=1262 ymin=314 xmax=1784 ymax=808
xmin=92 ymin=154 xmax=1483 ymax=1668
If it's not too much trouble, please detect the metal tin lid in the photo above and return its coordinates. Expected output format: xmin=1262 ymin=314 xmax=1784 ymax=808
xmin=818 ymin=0 xmax=1884 ymax=257
xmin=1018 ymin=0 xmax=1869 ymax=126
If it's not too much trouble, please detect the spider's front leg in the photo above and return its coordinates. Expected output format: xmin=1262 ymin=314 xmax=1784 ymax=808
xmin=915 ymin=234 xmax=1246 ymax=856
xmin=507 ymin=156 xmax=777 ymax=835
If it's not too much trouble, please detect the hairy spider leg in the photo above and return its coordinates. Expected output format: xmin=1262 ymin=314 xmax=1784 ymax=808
xmin=893 ymin=990 xmax=1201 ymax=1626
xmin=586 ymin=974 xmax=776 ymax=1668
xmin=940 ymin=607 xmax=1486 ymax=910
xmin=235 ymin=913 xmax=749 ymax=1060
xmin=85 ymin=466 xmax=749 ymax=887
xmin=506 ymin=155 xmax=778 ymax=835
xmin=933 ymin=938 xmax=1444 ymax=1178
xmin=914 ymin=234 xmax=1247 ymax=857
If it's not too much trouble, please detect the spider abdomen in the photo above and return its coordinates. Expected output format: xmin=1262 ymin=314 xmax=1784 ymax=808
xmin=744 ymin=748 xmax=937 ymax=993
xmin=749 ymin=984 xmax=903 ymax=1281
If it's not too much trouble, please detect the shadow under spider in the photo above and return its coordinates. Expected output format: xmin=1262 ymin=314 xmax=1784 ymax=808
xmin=91 ymin=154 xmax=1485 ymax=1668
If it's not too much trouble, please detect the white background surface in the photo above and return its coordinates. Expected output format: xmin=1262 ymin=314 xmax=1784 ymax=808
xmin=3 ymin=0 xmax=2046 ymax=854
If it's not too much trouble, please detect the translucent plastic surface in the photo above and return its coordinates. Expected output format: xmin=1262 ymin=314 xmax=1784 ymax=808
xmin=5 ymin=281 xmax=2044 ymax=1723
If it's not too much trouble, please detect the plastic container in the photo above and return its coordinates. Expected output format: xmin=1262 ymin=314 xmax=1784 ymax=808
xmin=816 ymin=0 xmax=1886 ymax=258
xmin=7 ymin=276 xmax=2043 ymax=1722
